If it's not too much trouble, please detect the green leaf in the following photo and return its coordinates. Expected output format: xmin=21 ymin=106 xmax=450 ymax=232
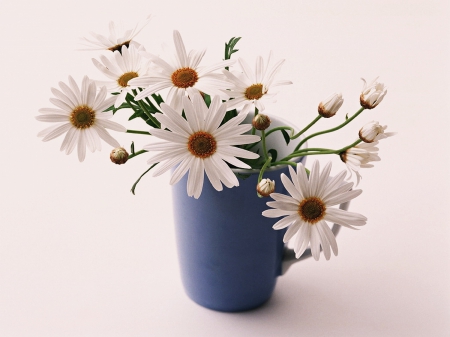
xmin=203 ymin=93 xmax=211 ymax=108
xmin=268 ymin=149 xmax=278 ymax=163
xmin=236 ymin=173 xmax=252 ymax=180
xmin=220 ymin=109 xmax=238 ymax=126
xmin=128 ymin=109 xmax=143 ymax=121
xmin=281 ymin=129 xmax=291 ymax=145
xmin=345 ymin=113 xmax=349 ymax=120
xmin=131 ymin=141 xmax=135 ymax=155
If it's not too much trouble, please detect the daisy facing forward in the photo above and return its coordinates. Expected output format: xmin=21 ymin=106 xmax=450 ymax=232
xmin=222 ymin=52 xmax=292 ymax=115
xmin=262 ymin=161 xmax=367 ymax=261
xmin=129 ymin=30 xmax=235 ymax=112
xmin=144 ymin=94 xmax=260 ymax=199
xmin=80 ymin=15 xmax=151 ymax=52
xmin=36 ymin=76 xmax=126 ymax=162
xmin=92 ymin=45 xmax=152 ymax=108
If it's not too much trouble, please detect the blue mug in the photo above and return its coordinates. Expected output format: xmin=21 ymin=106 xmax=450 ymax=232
xmin=171 ymin=115 xmax=347 ymax=312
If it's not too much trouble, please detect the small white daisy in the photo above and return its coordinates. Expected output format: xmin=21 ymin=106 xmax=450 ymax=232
xmin=36 ymin=76 xmax=126 ymax=162
xmin=340 ymin=141 xmax=381 ymax=185
xmin=129 ymin=30 xmax=235 ymax=112
xmin=262 ymin=161 xmax=367 ymax=261
xmin=80 ymin=15 xmax=151 ymax=52
xmin=144 ymin=94 xmax=260 ymax=199
xmin=360 ymin=77 xmax=387 ymax=109
xmin=92 ymin=45 xmax=153 ymax=108
xmin=359 ymin=121 xmax=396 ymax=143
xmin=222 ymin=52 xmax=292 ymax=115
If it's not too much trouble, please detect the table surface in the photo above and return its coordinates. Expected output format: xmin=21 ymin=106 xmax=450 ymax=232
xmin=1 ymin=1 xmax=449 ymax=336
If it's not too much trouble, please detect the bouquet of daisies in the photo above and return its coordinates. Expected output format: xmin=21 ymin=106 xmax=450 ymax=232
xmin=36 ymin=15 xmax=395 ymax=261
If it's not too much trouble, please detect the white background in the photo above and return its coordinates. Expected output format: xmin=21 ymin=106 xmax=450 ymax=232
xmin=1 ymin=0 xmax=449 ymax=336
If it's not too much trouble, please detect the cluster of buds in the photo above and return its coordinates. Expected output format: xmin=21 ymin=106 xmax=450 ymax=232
xmin=110 ymin=147 xmax=129 ymax=164
xmin=318 ymin=93 xmax=344 ymax=118
xmin=257 ymin=178 xmax=275 ymax=197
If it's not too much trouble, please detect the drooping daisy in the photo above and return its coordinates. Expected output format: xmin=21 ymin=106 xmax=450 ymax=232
xmin=80 ymin=15 xmax=151 ymax=52
xmin=36 ymin=76 xmax=126 ymax=162
xmin=360 ymin=77 xmax=387 ymax=109
xmin=144 ymin=94 xmax=260 ymax=199
xmin=129 ymin=30 xmax=235 ymax=112
xmin=92 ymin=45 xmax=153 ymax=108
xmin=262 ymin=161 xmax=367 ymax=261
xmin=222 ymin=52 xmax=292 ymax=115
xmin=340 ymin=141 xmax=381 ymax=185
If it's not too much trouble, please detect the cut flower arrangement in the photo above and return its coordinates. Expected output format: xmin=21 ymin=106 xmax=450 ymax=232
xmin=37 ymin=16 xmax=395 ymax=262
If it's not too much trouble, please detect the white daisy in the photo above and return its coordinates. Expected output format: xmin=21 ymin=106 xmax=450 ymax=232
xmin=360 ymin=77 xmax=387 ymax=109
xmin=144 ymin=94 xmax=260 ymax=199
xmin=129 ymin=30 xmax=235 ymax=112
xmin=262 ymin=161 xmax=367 ymax=261
xmin=359 ymin=121 xmax=396 ymax=143
xmin=340 ymin=141 xmax=381 ymax=185
xmin=36 ymin=76 xmax=126 ymax=162
xmin=80 ymin=15 xmax=151 ymax=52
xmin=92 ymin=45 xmax=153 ymax=108
xmin=222 ymin=52 xmax=292 ymax=115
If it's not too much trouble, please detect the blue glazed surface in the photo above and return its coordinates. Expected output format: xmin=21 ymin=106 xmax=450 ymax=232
xmin=171 ymin=159 xmax=306 ymax=312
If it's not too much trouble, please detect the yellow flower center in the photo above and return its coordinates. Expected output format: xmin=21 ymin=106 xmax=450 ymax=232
xmin=298 ymin=197 xmax=326 ymax=224
xmin=171 ymin=67 xmax=199 ymax=88
xmin=187 ymin=131 xmax=217 ymax=158
xmin=245 ymin=83 xmax=264 ymax=100
xmin=117 ymin=71 xmax=139 ymax=87
xmin=70 ymin=105 xmax=95 ymax=129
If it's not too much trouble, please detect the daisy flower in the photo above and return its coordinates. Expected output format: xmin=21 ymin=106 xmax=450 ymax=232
xmin=129 ymin=30 xmax=235 ymax=112
xmin=262 ymin=161 xmax=367 ymax=261
xmin=92 ymin=45 xmax=153 ymax=108
xmin=359 ymin=121 xmax=396 ymax=143
xmin=80 ymin=15 xmax=151 ymax=52
xmin=360 ymin=77 xmax=387 ymax=109
xmin=144 ymin=94 xmax=260 ymax=199
xmin=222 ymin=52 xmax=292 ymax=115
xmin=340 ymin=141 xmax=381 ymax=185
xmin=36 ymin=76 xmax=126 ymax=162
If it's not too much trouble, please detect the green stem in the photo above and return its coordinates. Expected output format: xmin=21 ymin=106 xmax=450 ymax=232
xmin=291 ymin=115 xmax=322 ymax=140
xmin=261 ymin=130 xmax=269 ymax=160
xmin=257 ymin=156 xmax=273 ymax=184
xmin=282 ymin=139 xmax=362 ymax=161
xmin=130 ymin=163 xmax=157 ymax=195
xmin=126 ymin=129 xmax=151 ymax=135
xmin=128 ymin=149 xmax=148 ymax=160
xmin=251 ymin=107 xmax=259 ymax=135
xmin=294 ymin=106 xmax=365 ymax=151
xmin=264 ymin=126 xmax=295 ymax=138
xmin=270 ymin=160 xmax=298 ymax=167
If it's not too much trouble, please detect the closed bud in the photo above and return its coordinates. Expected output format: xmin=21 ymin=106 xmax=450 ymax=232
xmin=257 ymin=178 xmax=275 ymax=197
xmin=110 ymin=147 xmax=129 ymax=164
xmin=318 ymin=93 xmax=344 ymax=118
xmin=252 ymin=114 xmax=271 ymax=130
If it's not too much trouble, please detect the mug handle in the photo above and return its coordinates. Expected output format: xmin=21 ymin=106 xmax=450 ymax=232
xmin=281 ymin=200 xmax=350 ymax=275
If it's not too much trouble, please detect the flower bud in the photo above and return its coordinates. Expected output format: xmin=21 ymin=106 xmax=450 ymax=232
xmin=359 ymin=121 xmax=396 ymax=143
xmin=110 ymin=147 xmax=129 ymax=164
xmin=252 ymin=114 xmax=271 ymax=130
xmin=360 ymin=77 xmax=387 ymax=109
xmin=257 ymin=178 xmax=275 ymax=197
xmin=318 ymin=93 xmax=344 ymax=118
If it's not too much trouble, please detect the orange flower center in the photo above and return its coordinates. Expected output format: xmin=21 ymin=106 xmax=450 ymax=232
xmin=187 ymin=131 xmax=217 ymax=158
xmin=298 ymin=197 xmax=326 ymax=224
xmin=245 ymin=83 xmax=264 ymax=100
xmin=118 ymin=71 xmax=139 ymax=87
xmin=171 ymin=67 xmax=199 ymax=88
xmin=70 ymin=105 xmax=95 ymax=129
